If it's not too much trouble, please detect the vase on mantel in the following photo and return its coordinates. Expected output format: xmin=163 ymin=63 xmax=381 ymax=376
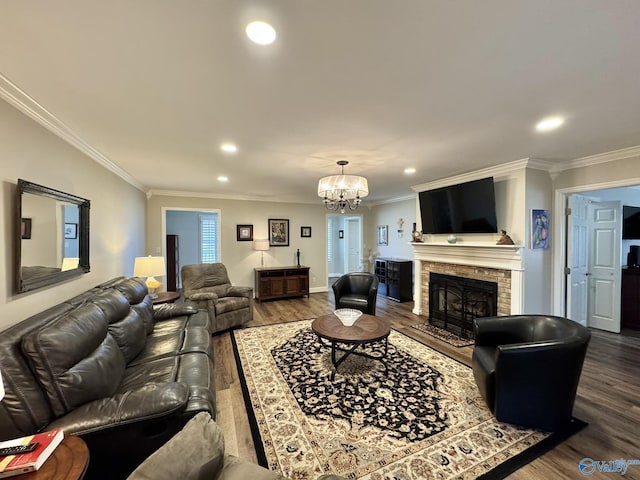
xmin=447 ymin=235 xmax=457 ymax=244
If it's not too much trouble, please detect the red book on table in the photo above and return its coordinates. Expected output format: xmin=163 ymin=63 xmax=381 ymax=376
xmin=0 ymin=429 xmax=64 ymax=478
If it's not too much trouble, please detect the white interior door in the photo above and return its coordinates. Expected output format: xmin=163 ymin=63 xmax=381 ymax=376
xmin=345 ymin=217 xmax=362 ymax=272
xmin=587 ymin=201 xmax=621 ymax=332
xmin=567 ymin=194 xmax=589 ymax=326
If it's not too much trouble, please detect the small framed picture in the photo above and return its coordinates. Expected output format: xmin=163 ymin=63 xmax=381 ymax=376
xmin=301 ymin=226 xmax=312 ymax=238
xmin=237 ymin=224 xmax=253 ymax=241
xmin=377 ymin=225 xmax=388 ymax=246
xmin=64 ymin=223 xmax=78 ymax=239
xmin=21 ymin=218 xmax=32 ymax=239
xmin=339 ymin=230 xmax=344 ymax=239
xmin=269 ymin=219 xmax=290 ymax=246
xmin=531 ymin=209 xmax=550 ymax=249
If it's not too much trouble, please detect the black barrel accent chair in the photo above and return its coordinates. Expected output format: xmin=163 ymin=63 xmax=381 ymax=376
xmin=472 ymin=315 xmax=591 ymax=432
xmin=332 ymin=272 xmax=379 ymax=315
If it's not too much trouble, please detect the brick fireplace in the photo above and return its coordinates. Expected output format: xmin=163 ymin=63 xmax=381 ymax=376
xmin=411 ymin=242 xmax=524 ymax=317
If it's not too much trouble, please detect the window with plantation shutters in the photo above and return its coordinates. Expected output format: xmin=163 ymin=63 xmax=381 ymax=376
xmin=200 ymin=213 xmax=219 ymax=263
xmin=327 ymin=220 xmax=333 ymax=261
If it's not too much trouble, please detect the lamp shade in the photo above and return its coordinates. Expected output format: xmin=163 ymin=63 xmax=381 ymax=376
xmin=317 ymin=174 xmax=369 ymax=200
xmin=253 ymin=239 xmax=270 ymax=251
xmin=133 ymin=256 xmax=166 ymax=278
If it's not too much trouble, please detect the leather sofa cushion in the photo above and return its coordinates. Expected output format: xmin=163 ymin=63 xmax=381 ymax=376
xmin=128 ymin=327 xmax=212 ymax=366
xmin=21 ymin=302 xmax=126 ymax=417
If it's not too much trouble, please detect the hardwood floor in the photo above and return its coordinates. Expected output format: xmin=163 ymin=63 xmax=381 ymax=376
xmin=214 ymin=293 xmax=640 ymax=479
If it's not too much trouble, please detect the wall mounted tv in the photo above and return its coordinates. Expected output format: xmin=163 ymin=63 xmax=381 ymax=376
xmin=419 ymin=177 xmax=498 ymax=234
xmin=623 ymin=205 xmax=640 ymax=239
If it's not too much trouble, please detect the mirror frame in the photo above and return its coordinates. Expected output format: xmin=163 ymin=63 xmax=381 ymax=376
xmin=16 ymin=179 xmax=91 ymax=293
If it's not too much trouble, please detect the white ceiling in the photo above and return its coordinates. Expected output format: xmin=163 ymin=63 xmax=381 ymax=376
xmin=1 ymin=1 xmax=640 ymax=204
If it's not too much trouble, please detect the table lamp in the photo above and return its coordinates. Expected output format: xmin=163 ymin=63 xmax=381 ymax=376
xmin=253 ymin=239 xmax=270 ymax=267
xmin=133 ymin=255 xmax=166 ymax=298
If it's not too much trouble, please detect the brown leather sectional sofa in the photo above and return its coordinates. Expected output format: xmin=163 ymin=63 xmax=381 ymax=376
xmin=0 ymin=277 xmax=215 ymax=479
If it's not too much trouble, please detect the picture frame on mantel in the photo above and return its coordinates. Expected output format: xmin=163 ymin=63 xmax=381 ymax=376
xmin=377 ymin=225 xmax=388 ymax=246
xmin=269 ymin=219 xmax=289 ymax=246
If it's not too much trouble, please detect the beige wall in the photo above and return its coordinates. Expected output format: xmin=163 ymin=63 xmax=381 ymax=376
xmin=147 ymin=194 xmax=351 ymax=291
xmin=554 ymin=155 xmax=640 ymax=191
xmin=366 ymin=198 xmax=416 ymax=267
xmin=0 ymin=100 xmax=146 ymax=330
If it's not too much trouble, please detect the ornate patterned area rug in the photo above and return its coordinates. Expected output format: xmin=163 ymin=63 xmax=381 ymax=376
xmin=410 ymin=322 xmax=475 ymax=347
xmin=232 ymin=320 xmax=585 ymax=480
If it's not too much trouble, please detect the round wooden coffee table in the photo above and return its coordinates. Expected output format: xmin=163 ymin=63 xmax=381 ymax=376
xmin=311 ymin=313 xmax=391 ymax=380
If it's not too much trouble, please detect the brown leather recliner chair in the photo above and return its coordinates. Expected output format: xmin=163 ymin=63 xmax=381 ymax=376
xmin=181 ymin=263 xmax=253 ymax=334
xmin=472 ymin=315 xmax=591 ymax=431
xmin=332 ymin=272 xmax=379 ymax=315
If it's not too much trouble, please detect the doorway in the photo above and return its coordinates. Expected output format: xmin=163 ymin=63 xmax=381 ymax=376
xmin=555 ymin=183 xmax=640 ymax=333
xmin=327 ymin=214 xmax=363 ymax=286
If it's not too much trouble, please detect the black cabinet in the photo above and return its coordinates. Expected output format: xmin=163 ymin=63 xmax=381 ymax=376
xmin=166 ymin=234 xmax=179 ymax=291
xmin=374 ymin=258 xmax=412 ymax=302
xmin=622 ymin=267 xmax=640 ymax=330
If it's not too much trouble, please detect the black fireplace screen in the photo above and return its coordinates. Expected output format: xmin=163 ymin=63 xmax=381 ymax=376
xmin=428 ymin=273 xmax=498 ymax=339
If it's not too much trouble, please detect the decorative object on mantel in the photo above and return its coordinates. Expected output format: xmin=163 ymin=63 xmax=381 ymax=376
xmin=447 ymin=234 xmax=457 ymax=244
xmin=318 ymin=160 xmax=369 ymax=213
xmin=411 ymin=223 xmax=423 ymax=242
xmin=397 ymin=217 xmax=404 ymax=238
xmin=497 ymin=229 xmax=515 ymax=245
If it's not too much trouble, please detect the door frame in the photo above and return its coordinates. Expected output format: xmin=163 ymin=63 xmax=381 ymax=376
xmin=552 ymin=179 xmax=639 ymax=316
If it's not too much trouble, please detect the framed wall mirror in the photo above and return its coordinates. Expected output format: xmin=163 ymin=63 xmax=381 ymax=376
xmin=16 ymin=179 xmax=91 ymax=293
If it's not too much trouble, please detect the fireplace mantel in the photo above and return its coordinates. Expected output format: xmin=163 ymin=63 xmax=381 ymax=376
xmin=411 ymin=242 xmax=524 ymax=271
xmin=411 ymin=242 xmax=525 ymax=316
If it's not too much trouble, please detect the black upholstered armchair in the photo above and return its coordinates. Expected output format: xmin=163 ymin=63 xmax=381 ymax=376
xmin=332 ymin=272 xmax=379 ymax=315
xmin=472 ymin=315 xmax=591 ymax=431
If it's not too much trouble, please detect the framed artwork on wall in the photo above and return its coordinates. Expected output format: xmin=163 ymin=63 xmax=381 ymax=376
xmin=269 ymin=219 xmax=290 ymax=246
xmin=531 ymin=209 xmax=550 ymax=249
xmin=377 ymin=225 xmax=388 ymax=246
xmin=236 ymin=224 xmax=253 ymax=241
xmin=64 ymin=223 xmax=78 ymax=239
xmin=301 ymin=226 xmax=312 ymax=238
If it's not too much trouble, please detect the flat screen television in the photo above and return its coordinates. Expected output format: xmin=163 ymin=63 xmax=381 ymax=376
xmin=623 ymin=205 xmax=640 ymax=239
xmin=419 ymin=177 xmax=498 ymax=234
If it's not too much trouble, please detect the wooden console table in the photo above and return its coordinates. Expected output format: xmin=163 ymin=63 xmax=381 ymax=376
xmin=255 ymin=266 xmax=310 ymax=301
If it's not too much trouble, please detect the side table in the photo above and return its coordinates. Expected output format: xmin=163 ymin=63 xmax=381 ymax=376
xmin=22 ymin=435 xmax=89 ymax=480
xmin=152 ymin=291 xmax=180 ymax=305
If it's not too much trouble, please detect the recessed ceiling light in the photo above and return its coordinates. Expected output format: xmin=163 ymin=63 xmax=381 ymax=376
xmin=536 ymin=116 xmax=565 ymax=132
xmin=246 ymin=21 xmax=276 ymax=45
xmin=220 ymin=143 xmax=238 ymax=153
xmin=217 ymin=176 xmax=229 ymax=183
xmin=404 ymin=167 xmax=416 ymax=175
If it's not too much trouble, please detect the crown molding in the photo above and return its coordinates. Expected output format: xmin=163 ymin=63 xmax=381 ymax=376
xmin=410 ymin=157 xmax=553 ymax=193
xmin=0 ymin=72 xmax=146 ymax=192
xmin=147 ymin=189 xmax=321 ymax=204
xmin=550 ymin=144 xmax=640 ymax=173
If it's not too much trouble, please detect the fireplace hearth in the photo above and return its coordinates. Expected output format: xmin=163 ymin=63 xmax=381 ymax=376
xmin=428 ymin=273 xmax=498 ymax=339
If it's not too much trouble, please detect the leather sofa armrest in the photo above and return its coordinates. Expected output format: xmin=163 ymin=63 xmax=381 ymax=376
xmin=153 ymin=303 xmax=199 ymax=320
xmin=188 ymin=292 xmax=218 ymax=302
xmin=225 ymin=286 xmax=253 ymax=298
xmin=47 ymin=382 xmax=189 ymax=435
